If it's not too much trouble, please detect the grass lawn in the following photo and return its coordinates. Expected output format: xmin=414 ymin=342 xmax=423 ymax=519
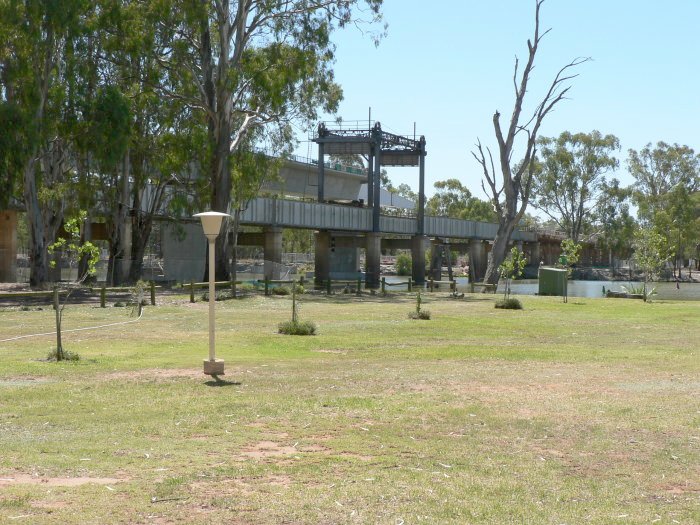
xmin=0 ymin=291 xmax=698 ymax=524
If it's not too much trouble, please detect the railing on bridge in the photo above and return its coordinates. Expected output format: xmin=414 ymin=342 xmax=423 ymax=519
xmin=240 ymin=197 xmax=537 ymax=242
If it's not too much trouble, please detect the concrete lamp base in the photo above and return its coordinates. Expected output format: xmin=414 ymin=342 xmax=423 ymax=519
xmin=203 ymin=359 xmax=225 ymax=376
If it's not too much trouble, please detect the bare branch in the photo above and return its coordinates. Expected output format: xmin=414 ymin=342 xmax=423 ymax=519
xmin=472 ymin=140 xmax=503 ymax=216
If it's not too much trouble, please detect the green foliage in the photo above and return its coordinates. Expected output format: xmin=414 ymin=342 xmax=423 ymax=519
xmin=621 ymin=284 xmax=657 ymax=301
xmin=283 ymin=228 xmax=314 ymax=254
xmin=46 ymin=211 xmax=100 ymax=361
xmin=498 ymin=247 xmax=527 ymax=300
xmin=87 ymin=86 xmax=131 ymax=170
xmin=46 ymin=348 xmax=80 ymax=362
xmin=392 ymin=183 xmax=418 ymax=203
xmin=632 ymin=227 xmax=671 ymax=302
xmin=0 ymin=102 xmax=28 ymax=208
xmin=48 ymin=212 xmax=100 ymax=281
xmin=426 ymin=179 xmax=496 ymax=222
xmin=202 ymin=289 xmax=238 ymax=301
xmin=495 ymin=298 xmax=523 ymax=310
xmin=408 ymin=290 xmax=431 ymax=320
xmin=595 ymin=179 xmax=636 ymax=261
xmin=395 ymin=253 xmax=412 ymax=276
xmin=628 ymin=142 xmax=700 ymax=263
xmin=534 ymin=131 xmax=620 ymax=241
xmin=559 ymin=238 xmax=582 ymax=275
xmin=278 ymin=320 xmax=317 ymax=336
xmin=272 ymin=286 xmax=291 ymax=296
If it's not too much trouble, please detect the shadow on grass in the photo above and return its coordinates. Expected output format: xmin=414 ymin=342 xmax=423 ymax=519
xmin=204 ymin=375 xmax=241 ymax=387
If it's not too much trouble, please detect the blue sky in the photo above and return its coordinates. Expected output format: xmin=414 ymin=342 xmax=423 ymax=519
xmin=293 ymin=0 xmax=700 ymax=199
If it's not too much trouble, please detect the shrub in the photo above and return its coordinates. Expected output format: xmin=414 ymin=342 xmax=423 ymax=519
xmin=495 ymin=298 xmax=523 ymax=310
xmin=272 ymin=286 xmax=291 ymax=296
xmin=46 ymin=348 xmax=80 ymax=361
xmin=408 ymin=290 xmax=431 ymax=320
xmin=278 ymin=320 xmax=317 ymax=335
xmin=201 ymin=290 xmax=236 ymax=301
xmin=239 ymin=282 xmax=257 ymax=293
xmin=395 ymin=253 xmax=412 ymax=276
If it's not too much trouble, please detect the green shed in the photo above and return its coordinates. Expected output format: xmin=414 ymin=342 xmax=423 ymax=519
xmin=538 ymin=267 xmax=568 ymax=296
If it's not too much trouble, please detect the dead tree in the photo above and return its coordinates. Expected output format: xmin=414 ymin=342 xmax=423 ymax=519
xmin=472 ymin=0 xmax=588 ymax=286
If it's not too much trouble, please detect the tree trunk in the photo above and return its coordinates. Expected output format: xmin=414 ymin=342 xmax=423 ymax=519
xmin=482 ymin=221 xmax=517 ymax=287
xmin=53 ymin=287 xmax=63 ymax=360
xmin=128 ymin=215 xmax=152 ymax=283
xmin=108 ymin=150 xmax=130 ymax=285
xmin=24 ymin=156 xmax=50 ymax=287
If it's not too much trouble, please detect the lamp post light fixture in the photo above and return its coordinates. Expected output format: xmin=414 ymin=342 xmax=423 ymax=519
xmin=194 ymin=211 xmax=231 ymax=376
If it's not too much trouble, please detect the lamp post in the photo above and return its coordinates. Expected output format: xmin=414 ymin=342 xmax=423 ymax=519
xmin=194 ymin=211 xmax=231 ymax=375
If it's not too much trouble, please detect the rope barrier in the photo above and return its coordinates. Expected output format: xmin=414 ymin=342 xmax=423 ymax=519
xmin=0 ymin=308 xmax=145 ymax=343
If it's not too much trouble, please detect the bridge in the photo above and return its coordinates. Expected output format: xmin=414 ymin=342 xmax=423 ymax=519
xmin=160 ymin=141 xmax=551 ymax=287
xmin=1 ymin=122 xmax=573 ymax=285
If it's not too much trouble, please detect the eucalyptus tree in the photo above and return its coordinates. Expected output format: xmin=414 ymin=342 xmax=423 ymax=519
xmin=426 ymin=178 xmax=496 ymax=222
xmin=96 ymin=0 xmax=205 ymax=283
xmin=532 ymin=131 xmax=619 ymax=242
xmin=0 ymin=0 xmax=94 ymax=286
xmin=594 ymin=179 xmax=635 ymax=267
xmin=628 ymin=142 xmax=700 ymax=270
xmin=472 ymin=0 xmax=588 ymax=286
xmin=0 ymin=104 xmax=26 ymax=209
xmin=157 ymin=0 xmax=384 ymax=277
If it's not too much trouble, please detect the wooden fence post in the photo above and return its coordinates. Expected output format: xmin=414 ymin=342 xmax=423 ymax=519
xmin=100 ymin=285 xmax=106 ymax=308
xmin=356 ymin=276 xmax=361 ymax=295
xmin=326 ymin=279 xmax=332 ymax=295
xmin=150 ymin=281 xmax=156 ymax=306
xmin=429 ymin=279 xmax=434 ymax=292
xmin=381 ymin=277 xmax=386 ymax=295
xmin=189 ymin=281 xmax=195 ymax=303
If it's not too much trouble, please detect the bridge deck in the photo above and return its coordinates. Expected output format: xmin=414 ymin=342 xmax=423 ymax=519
xmin=240 ymin=198 xmax=536 ymax=242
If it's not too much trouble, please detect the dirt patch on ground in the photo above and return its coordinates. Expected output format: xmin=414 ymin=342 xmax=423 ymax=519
xmin=312 ymin=348 xmax=348 ymax=355
xmin=0 ymin=474 xmax=128 ymax=487
xmin=31 ymin=500 xmax=71 ymax=510
xmin=239 ymin=441 xmax=330 ymax=459
xmin=240 ymin=441 xmax=297 ymax=458
xmin=191 ymin=474 xmax=293 ymax=499
xmin=656 ymin=483 xmax=700 ymax=495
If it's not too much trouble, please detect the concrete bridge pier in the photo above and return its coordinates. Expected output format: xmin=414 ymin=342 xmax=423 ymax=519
xmin=527 ymin=241 xmax=541 ymax=266
xmin=411 ymin=235 xmax=427 ymax=285
xmin=0 ymin=210 xmax=18 ymax=282
xmin=365 ymin=232 xmax=381 ymax=289
xmin=314 ymin=230 xmax=330 ymax=286
xmin=468 ymin=239 xmax=487 ymax=282
xmin=263 ymin=226 xmax=283 ymax=280
xmin=314 ymin=230 xmax=363 ymax=286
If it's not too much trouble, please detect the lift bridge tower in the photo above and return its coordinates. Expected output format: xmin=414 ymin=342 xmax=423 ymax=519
xmin=313 ymin=122 xmax=427 ymax=288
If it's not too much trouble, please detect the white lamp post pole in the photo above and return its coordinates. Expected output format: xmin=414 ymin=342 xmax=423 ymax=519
xmin=194 ymin=211 xmax=231 ymax=376
xmin=207 ymin=236 xmax=216 ymax=361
